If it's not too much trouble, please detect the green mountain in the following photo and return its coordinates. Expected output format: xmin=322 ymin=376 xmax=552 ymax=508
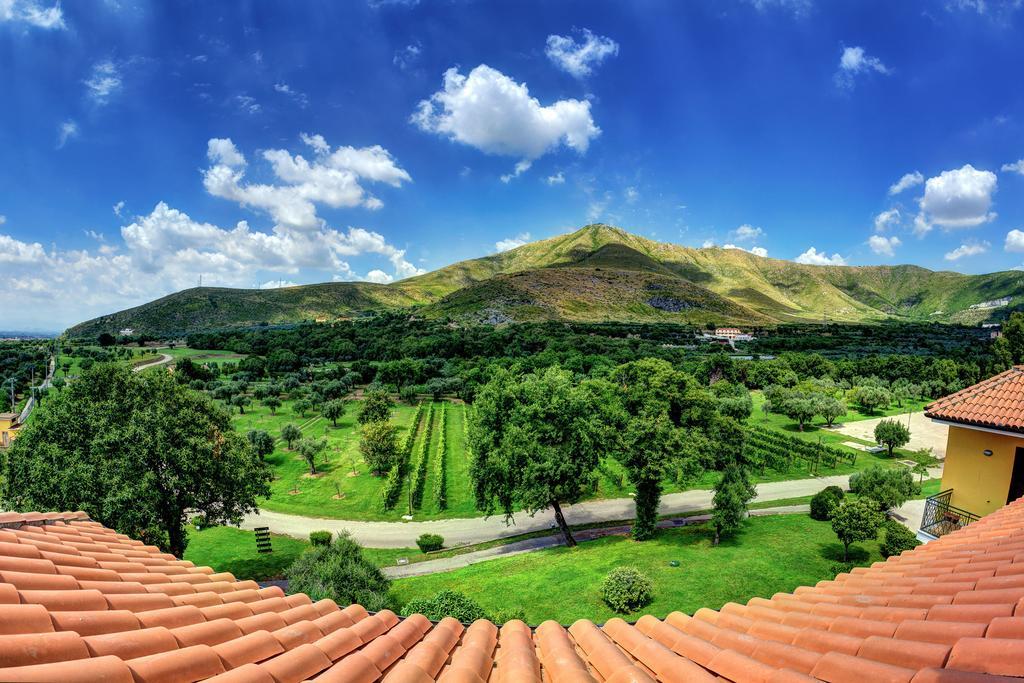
xmin=67 ymin=224 xmax=1024 ymax=337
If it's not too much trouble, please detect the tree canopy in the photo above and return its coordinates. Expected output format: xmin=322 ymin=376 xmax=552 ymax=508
xmin=1 ymin=364 xmax=270 ymax=557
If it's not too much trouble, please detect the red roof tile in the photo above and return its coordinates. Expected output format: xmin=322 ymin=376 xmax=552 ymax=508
xmin=0 ymin=505 xmax=1022 ymax=681
xmin=925 ymin=365 xmax=1024 ymax=433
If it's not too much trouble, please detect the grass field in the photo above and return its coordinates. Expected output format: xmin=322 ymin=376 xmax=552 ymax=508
xmin=165 ymin=347 xmax=248 ymax=366
xmin=184 ymin=526 xmax=308 ymax=581
xmin=391 ymin=514 xmax=883 ymax=624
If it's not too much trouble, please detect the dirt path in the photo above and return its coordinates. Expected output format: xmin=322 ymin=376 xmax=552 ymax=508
xmin=834 ymin=411 xmax=947 ymax=459
xmin=239 ymin=466 xmax=943 ymax=548
xmin=132 ymin=353 xmax=173 ymax=373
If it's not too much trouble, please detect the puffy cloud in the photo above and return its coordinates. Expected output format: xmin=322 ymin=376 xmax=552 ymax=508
xmin=795 ymin=247 xmax=846 ymax=266
xmin=868 ymin=234 xmax=901 ymax=257
xmin=0 ymin=0 xmax=65 ymax=29
xmin=495 ymin=233 xmax=532 ymax=252
xmin=500 ymin=160 xmax=532 ymax=184
xmin=888 ymin=171 xmax=923 ymax=195
xmin=1004 ymin=229 xmax=1024 ymax=253
xmin=56 ymin=120 xmax=78 ymax=149
xmin=1002 ymin=159 xmax=1024 ymax=175
xmin=834 ymin=46 xmax=889 ymax=90
xmin=545 ymin=29 xmax=619 ymax=78
xmin=412 ymin=65 xmax=599 ymax=179
xmin=724 ymin=244 xmax=769 ymax=257
xmin=259 ymin=279 xmax=299 ymax=289
xmin=203 ymin=135 xmax=411 ymax=229
xmin=731 ymin=224 xmax=763 ymax=242
xmin=915 ymin=164 xmax=997 ymax=233
xmin=363 ymin=269 xmax=393 ymax=284
xmin=84 ymin=61 xmax=122 ymax=105
xmin=944 ymin=241 xmax=989 ymax=261
xmin=873 ymin=208 xmax=901 ymax=232
xmin=0 ymin=234 xmax=47 ymax=263
xmin=544 ymin=172 xmax=565 ymax=186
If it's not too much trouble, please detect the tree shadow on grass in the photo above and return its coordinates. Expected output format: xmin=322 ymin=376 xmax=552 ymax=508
xmin=818 ymin=541 xmax=871 ymax=565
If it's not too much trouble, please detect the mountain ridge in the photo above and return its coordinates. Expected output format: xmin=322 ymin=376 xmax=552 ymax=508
xmin=66 ymin=224 xmax=1024 ymax=337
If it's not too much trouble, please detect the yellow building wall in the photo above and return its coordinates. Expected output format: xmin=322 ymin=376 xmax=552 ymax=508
xmin=941 ymin=424 xmax=1023 ymax=517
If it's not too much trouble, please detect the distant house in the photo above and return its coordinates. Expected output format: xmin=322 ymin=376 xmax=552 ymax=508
xmin=119 ymin=328 xmax=135 ymax=336
xmin=711 ymin=327 xmax=754 ymax=341
xmin=921 ymin=366 xmax=1024 ymax=538
xmin=0 ymin=412 xmax=19 ymax=448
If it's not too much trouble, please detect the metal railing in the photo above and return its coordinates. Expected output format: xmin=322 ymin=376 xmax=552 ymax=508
xmin=920 ymin=489 xmax=980 ymax=538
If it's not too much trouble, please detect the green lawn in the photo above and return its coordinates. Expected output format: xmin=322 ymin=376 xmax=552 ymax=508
xmin=184 ymin=526 xmax=308 ymax=581
xmin=391 ymin=514 xmax=883 ymax=624
xmin=165 ymin=347 xmax=248 ymax=366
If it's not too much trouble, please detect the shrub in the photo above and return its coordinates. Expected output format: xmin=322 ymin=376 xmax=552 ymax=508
xmin=849 ymin=465 xmax=919 ymax=511
xmin=602 ymin=567 xmax=654 ymax=613
xmin=880 ymin=519 xmax=921 ymax=558
xmin=399 ymin=385 xmax=418 ymax=404
xmin=286 ymin=532 xmax=391 ymax=612
xmin=309 ymin=531 xmax=332 ymax=547
xmin=831 ymin=497 xmax=884 ymax=561
xmin=810 ymin=485 xmax=845 ymax=521
xmin=416 ymin=533 xmax=444 ymax=553
xmin=402 ymin=590 xmax=489 ymax=622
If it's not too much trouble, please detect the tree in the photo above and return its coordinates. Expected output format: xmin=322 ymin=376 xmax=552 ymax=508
xmin=469 ymin=366 xmax=608 ymax=547
xmin=606 ymin=358 xmax=723 ymax=540
xmin=358 ymin=390 xmax=393 ymax=424
xmin=281 ymin=423 xmax=302 ymax=450
xmin=849 ymin=465 xmax=919 ymax=511
xmin=1 ymin=364 xmax=270 ymax=557
xmin=230 ymin=395 xmax=251 ymax=414
xmin=711 ymin=460 xmax=756 ymax=545
xmin=1003 ymin=311 xmax=1024 ymax=364
xmin=781 ymin=396 xmax=819 ymax=431
xmin=247 ymin=430 xmax=275 ymax=459
xmin=831 ymin=497 xmax=883 ymax=561
xmin=263 ymin=396 xmax=282 ymax=415
xmin=874 ymin=419 xmax=910 ymax=457
xmin=359 ymin=420 xmax=399 ymax=475
xmin=286 ymin=532 xmax=390 ymax=611
xmin=297 ymin=437 xmax=328 ymax=475
xmin=323 ymin=399 xmax=345 ymax=427
xmin=851 ymin=385 xmax=891 ymax=414
xmin=292 ymin=398 xmax=312 ymax=418
xmin=819 ymin=397 xmax=846 ymax=427
xmin=97 ymin=332 xmax=115 ymax=347
xmin=992 ymin=335 xmax=1013 ymax=373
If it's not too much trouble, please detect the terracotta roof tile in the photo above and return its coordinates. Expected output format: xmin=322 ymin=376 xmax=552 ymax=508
xmin=925 ymin=365 xmax=1024 ymax=433
xmin=0 ymin=504 xmax=1022 ymax=682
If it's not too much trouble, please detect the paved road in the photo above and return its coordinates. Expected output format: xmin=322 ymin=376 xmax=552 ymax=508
xmin=133 ymin=353 xmax=173 ymax=373
xmin=382 ymin=505 xmax=810 ymax=578
xmin=239 ymin=466 xmax=943 ymax=548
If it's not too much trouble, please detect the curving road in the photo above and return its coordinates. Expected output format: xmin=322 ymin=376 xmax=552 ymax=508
xmin=238 ymin=466 xmax=943 ymax=548
xmin=132 ymin=353 xmax=173 ymax=373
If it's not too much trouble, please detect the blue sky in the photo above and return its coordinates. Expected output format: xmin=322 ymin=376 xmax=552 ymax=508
xmin=1 ymin=0 xmax=1023 ymax=331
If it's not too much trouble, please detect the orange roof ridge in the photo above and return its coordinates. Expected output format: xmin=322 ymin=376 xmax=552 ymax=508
xmin=925 ymin=365 xmax=1024 ymax=434
xmin=0 ymin=499 xmax=1023 ymax=680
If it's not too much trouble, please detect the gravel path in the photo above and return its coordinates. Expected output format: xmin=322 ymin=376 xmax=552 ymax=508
xmin=239 ymin=466 xmax=942 ymax=548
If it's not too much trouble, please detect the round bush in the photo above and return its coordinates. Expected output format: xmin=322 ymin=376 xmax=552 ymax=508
xmin=880 ymin=519 xmax=922 ymax=558
xmin=402 ymin=590 xmax=489 ymax=622
xmin=309 ymin=530 xmax=332 ymax=547
xmin=602 ymin=567 xmax=654 ymax=614
xmin=416 ymin=533 xmax=444 ymax=553
xmin=810 ymin=486 xmax=845 ymax=521
xmin=287 ymin=532 xmax=391 ymax=612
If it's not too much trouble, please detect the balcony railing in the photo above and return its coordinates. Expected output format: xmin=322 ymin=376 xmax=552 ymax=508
xmin=920 ymin=489 xmax=980 ymax=538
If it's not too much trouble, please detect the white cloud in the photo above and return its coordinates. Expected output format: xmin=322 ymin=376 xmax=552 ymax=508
xmin=731 ymin=224 xmax=763 ymax=242
xmin=868 ymin=234 xmax=901 ymax=257
xmin=412 ymin=65 xmax=599 ymax=180
xmin=944 ymin=241 xmax=989 ymax=261
xmin=723 ymin=244 xmax=769 ymax=257
xmin=258 ymin=279 xmax=299 ymax=289
xmin=273 ymin=82 xmax=309 ymax=108
xmin=1002 ymin=159 xmax=1024 ymax=175
xmin=203 ymin=135 xmax=411 ymax=229
xmin=795 ymin=247 xmax=846 ymax=266
xmin=915 ymin=164 xmax=997 ymax=233
xmin=235 ymin=94 xmax=261 ymax=115
xmin=0 ymin=0 xmax=65 ymax=29
xmin=56 ymin=120 xmax=78 ymax=148
xmin=873 ymin=208 xmax=901 ymax=232
xmin=545 ymin=28 xmax=619 ymax=78
xmin=112 ymin=201 xmax=125 ymax=217
xmin=888 ymin=171 xmax=923 ymax=195
xmin=84 ymin=61 xmax=123 ymax=105
xmin=1004 ymin=229 xmax=1024 ymax=252
xmin=393 ymin=42 xmax=422 ymax=70
xmin=744 ymin=0 xmax=813 ymax=15
xmin=363 ymin=269 xmax=393 ymax=284
xmin=500 ymin=160 xmax=532 ymax=184
xmin=495 ymin=233 xmax=532 ymax=252
xmin=544 ymin=172 xmax=565 ymax=186
xmin=625 ymin=186 xmax=639 ymax=203
xmin=834 ymin=46 xmax=889 ymax=90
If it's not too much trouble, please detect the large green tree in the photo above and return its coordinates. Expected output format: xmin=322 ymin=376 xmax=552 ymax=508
xmin=831 ymin=497 xmax=884 ymax=561
xmin=358 ymin=390 xmax=393 ymax=424
xmin=468 ymin=366 xmax=608 ymax=547
xmin=607 ymin=358 xmax=724 ymax=540
xmin=874 ymin=419 xmax=910 ymax=457
xmin=712 ymin=459 xmax=756 ymax=545
xmin=1 ymin=364 xmax=270 ymax=557
xmin=359 ymin=420 xmax=399 ymax=476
